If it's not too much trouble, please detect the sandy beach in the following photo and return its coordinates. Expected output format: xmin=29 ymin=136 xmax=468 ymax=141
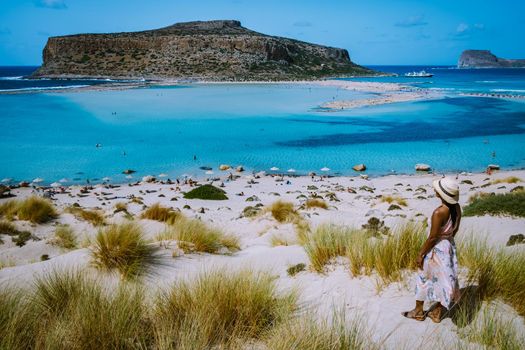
xmin=1 ymin=168 xmax=524 ymax=348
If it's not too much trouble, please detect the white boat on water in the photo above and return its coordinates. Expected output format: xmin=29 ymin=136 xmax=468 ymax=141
xmin=404 ymin=70 xmax=434 ymax=77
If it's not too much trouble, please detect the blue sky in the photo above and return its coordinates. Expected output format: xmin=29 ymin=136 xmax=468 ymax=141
xmin=0 ymin=0 xmax=524 ymax=65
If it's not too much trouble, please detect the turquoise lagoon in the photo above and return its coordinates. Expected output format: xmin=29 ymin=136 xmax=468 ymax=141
xmin=1 ymin=70 xmax=525 ymax=184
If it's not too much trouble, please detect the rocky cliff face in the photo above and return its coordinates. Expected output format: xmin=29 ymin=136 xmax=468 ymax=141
xmin=458 ymin=50 xmax=525 ymax=68
xmin=33 ymin=20 xmax=373 ymax=80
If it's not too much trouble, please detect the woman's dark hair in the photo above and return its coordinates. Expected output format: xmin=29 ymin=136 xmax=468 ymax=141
xmin=444 ymin=202 xmax=458 ymax=227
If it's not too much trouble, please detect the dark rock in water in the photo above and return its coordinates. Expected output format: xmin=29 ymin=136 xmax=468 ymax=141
xmin=199 ymin=166 xmax=213 ymax=171
xmin=352 ymin=164 xmax=366 ymax=172
xmin=123 ymin=169 xmax=136 ymax=174
xmin=33 ymin=20 xmax=374 ymax=81
xmin=506 ymin=234 xmax=525 ymax=246
xmin=415 ymin=163 xmax=431 ymax=172
xmin=487 ymin=164 xmax=500 ymax=170
xmin=458 ymin=50 xmax=525 ymax=68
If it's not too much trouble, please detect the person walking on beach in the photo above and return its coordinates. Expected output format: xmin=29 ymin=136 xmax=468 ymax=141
xmin=403 ymin=177 xmax=461 ymax=323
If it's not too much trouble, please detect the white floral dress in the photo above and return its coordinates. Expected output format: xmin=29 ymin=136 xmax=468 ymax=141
xmin=415 ymin=216 xmax=460 ymax=309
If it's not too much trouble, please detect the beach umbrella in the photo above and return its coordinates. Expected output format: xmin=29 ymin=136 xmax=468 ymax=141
xmin=287 ymin=168 xmax=296 ymax=173
xmin=270 ymin=167 xmax=279 ymax=171
xmin=320 ymin=167 xmax=330 ymax=172
xmin=32 ymin=177 xmax=44 ymax=183
xmin=205 ymin=170 xmax=214 ymax=175
xmin=50 ymin=182 xmax=61 ymax=188
xmin=158 ymin=173 xmax=168 ymax=178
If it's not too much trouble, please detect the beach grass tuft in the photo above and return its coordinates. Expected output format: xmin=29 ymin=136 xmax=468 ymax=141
xmin=491 ymin=176 xmax=522 ymax=184
xmin=1 ymin=196 xmax=58 ymax=224
xmin=66 ymin=205 xmax=105 ymax=226
xmin=463 ymin=191 xmax=525 ymax=217
xmin=268 ymin=200 xmax=298 ymax=223
xmin=154 ymin=269 xmax=296 ymax=348
xmin=458 ymin=235 xmax=525 ymax=316
xmin=380 ymin=195 xmax=408 ymax=206
xmin=156 ymin=216 xmax=239 ymax=253
xmin=304 ymin=224 xmax=356 ymax=272
xmin=264 ymin=310 xmax=377 ymax=350
xmin=50 ymin=225 xmax=77 ymax=249
xmin=91 ymin=222 xmax=161 ymax=279
xmin=183 ymin=184 xmax=228 ymax=200
xmin=305 ymin=198 xmax=328 ymax=209
xmin=141 ymin=203 xmax=182 ymax=224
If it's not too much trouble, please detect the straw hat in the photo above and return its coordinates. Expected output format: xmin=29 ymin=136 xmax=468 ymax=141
xmin=432 ymin=177 xmax=459 ymax=204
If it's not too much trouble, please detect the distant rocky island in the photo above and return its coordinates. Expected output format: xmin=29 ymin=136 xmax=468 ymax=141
xmin=458 ymin=50 xmax=525 ymax=68
xmin=32 ymin=20 xmax=374 ymax=81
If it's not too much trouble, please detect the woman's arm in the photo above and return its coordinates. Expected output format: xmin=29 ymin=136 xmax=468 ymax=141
xmin=416 ymin=207 xmax=445 ymax=268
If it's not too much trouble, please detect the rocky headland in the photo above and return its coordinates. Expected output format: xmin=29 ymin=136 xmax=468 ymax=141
xmin=457 ymin=50 xmax=525 ymax=68
xmin=32 ymin=20 xmax=374 ymax=81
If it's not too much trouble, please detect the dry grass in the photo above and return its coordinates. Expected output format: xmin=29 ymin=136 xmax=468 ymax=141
xmin=0 ymin=270 xmax=152 ymax=350
xmin=66 ymin=205 xmax=105 ymax=226
xmin=304 ymin=224 xmax=356 ymax=272
xmin=264 ymin=310 xmax=377 ymax=350
xmin=0 ymin=197 xmax=57 ymax=224
xmin=141 ymin=203 xmax=182 ymax=225
xmin=267 ymin=200 xmax=311 ymax=243
xmin=91 ymin=222 xmax=161 ymax=279
xmin=305 ymin=198 xmax=328 ymax=210
xmin=455 ymin=306 xmax=525 ymax=350
xmin=380 ymin=195 xmax=408 ymax=206
xmin=50 ymin=225 xmax=77 ymax=249
xmin=157 ymin=216 xmax=239 ymax=254
xmin=458 ymin=235 xmax=525 ymax=316
xmin=491 ymin=176 xmax=522 ymax=184
xmin=304 ymin=222 xmax=426 ymax=285
xmin=271 ymin=235 xmax=292 ymax=247
xmin=154 ymin=269 xmax=296 ymax=348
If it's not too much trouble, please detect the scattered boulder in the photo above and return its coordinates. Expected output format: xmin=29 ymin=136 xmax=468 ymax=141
xmin=242 ymin=206 xmax=261 ymax=218
xmin=245 ymin=195 xmax=260 ymax=202
xmin=352 ymin=164 xmax=366 ymax=172
xmin=506 ymin=234 xmax=525 ymax=246
xmin=461 ymin=180 xmax=473 ymax=185
xmin=388 ymin=204 xmax=402 ymax=211
xmin=415 ymin=163 xmax=431 ymax=172
xmin=287 ymin=263 xmax=306 ymax=277
xmin=236 ymin=166 xmax=245 ymax=172
xmin=219 ymin=164 xmax=231 ymax=171
xmin=487 ymin=164 xmax=500 ymax=170
xmin=141 ymin=175 xmax=155 ymax=183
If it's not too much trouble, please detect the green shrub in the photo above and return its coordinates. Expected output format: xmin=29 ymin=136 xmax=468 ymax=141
xmin=463 ymin=191 xmax=525 ymax=217
xmin=287 ymin=263 xmax=306 ymax=276
xmin=183 ymin=184 xmax=228 ymax=200
xmin=154 ymin=269 xmax=296 ymax=348
xmin=91 ymin=222 xmax=161 ymax=279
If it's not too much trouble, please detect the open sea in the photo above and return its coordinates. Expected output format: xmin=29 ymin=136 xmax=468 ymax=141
xmin=1 ymin=65 xmax=524 ymax=185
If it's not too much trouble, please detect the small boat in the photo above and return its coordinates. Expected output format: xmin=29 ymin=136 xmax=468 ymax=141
xmin=404 ymin=70 xmax=433 ymax=78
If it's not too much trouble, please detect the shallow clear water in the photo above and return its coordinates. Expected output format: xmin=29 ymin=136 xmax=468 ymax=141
xmin=1 ymin=67 xmax=524 ymax=184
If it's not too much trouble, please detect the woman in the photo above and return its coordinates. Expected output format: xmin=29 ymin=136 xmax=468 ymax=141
xmin=403 ymin=176 xmax=461 ymax=323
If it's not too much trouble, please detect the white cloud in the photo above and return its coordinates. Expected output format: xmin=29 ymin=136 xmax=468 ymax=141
xmin=35 ymin=0 xmax=67 ymax=10
xmin=395 ymin=15 xmax=428 ymax=28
